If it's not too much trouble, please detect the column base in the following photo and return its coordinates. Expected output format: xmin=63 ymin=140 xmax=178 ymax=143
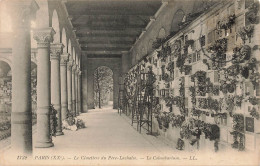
xmin=56 ymin=131 xmax=64 ymax=136
xmin=35 ymin=141 xmax=54 ymax=148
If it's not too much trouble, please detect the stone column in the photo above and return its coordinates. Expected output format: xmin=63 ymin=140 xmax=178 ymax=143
xmin=75 ymin=68 xmax=79 ymax=115
xmin=60 ymin=53 xmax=69 ymax=120
xmin=34 ymin=28 xmax=55 ymax=148
xmin=72 ymin=64 xmax=77 ymax=116
xmin=8 ymin=0 xmax=39 ymax=155
xmin=78 ymin=71 xmax=82 ymax=113
xmin=50 ymin=43 xmax=64 ymax=136
xmin=67 ymin=57 xmax=73 ymax=114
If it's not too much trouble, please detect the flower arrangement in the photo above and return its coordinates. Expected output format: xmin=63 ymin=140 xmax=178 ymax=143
xmin=152 ymin=38 xmax=164 ymax=49
xmin=230 ymin=113 xmax=245 ymax=151
xmin=218 ymin=14 xmax=236 ymax=31
xmin=50 ymin=104 xmax=57 ymax=137
xmin=246 ymin=2 xmax=259 ymax=24
xmin=172 ymin=40 xmax=181 ymax=56
xmin=232 ymin=45 xmax=251 ymax=63
xmin=180 ymin=122 xmax=192 ymax=139
xmin=212 ymin=85 xmax=220 ymax=96
xmin=184 ymin=65 xmax=192 ymax=75
xmin=249 ymin=71 xmax=260 ymax=88
xmin=184 ymin=40 xmax=194 ymax=53
xmin=172 ymin=115 xmax=185 ymax=128
xmin=162 ymin=73 xmax=170 ymax=82
xmin=166 ymin=61 xmax=174 ymax=73
xmin=176 ymin=138 xmax=185 ymax=150
xmin=208 ymin=38 xmax=228 ymax=69
xmin=248 ymin=96 xmax=258 ymax=105
xmin=198 ymin=98 xmax=208 ymax=109
xmin=208 ymin=97 xmax=220 ymax=113
xmin=176 ymin=54 xmax=187 ymax=73
xmin=191 ymin=108 xmax=202 ymax=117
xmin=234 ymin=95 xmax=243 ymax=107
xmin=249 ymin=107 xmax=259 ymax=119
xmin=237 ymin=25 xmax=254 ymax=43
xmin=230 ymin=131 xmax=245 ymax=151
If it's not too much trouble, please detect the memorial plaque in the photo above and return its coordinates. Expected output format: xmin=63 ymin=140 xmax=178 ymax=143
xmin=245 ymin=117 xmax=254 ymax=132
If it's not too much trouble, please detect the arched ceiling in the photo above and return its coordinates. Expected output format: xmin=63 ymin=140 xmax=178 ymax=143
xmin=64 ymin=0 xmax=162 ymax=58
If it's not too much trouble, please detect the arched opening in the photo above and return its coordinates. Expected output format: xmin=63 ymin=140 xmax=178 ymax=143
xmin=0 ymin=60 xmax=38 ymax=141
xmin=0 ymin=60 xmax=11 ymax=140
xmin=93 ymin=66 xmax=113 ymax=109
xmin=51 ymin=9 xmax=60 ymax=43
xmin=158 ymin=28 xmax=166 ymax=39
xmin=170 ymin=9 xmax=185 ymax=35
xmin=61 ymin=28 xmax=67 ymax=53
xmin=68 ymin=39 xmax=71 ymax=55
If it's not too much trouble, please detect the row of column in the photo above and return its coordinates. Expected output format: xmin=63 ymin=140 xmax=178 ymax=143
xmin=34 ymin=30 xmax=82 ymax=148
xmin=9 ymin=0 xmax=82 ymax=154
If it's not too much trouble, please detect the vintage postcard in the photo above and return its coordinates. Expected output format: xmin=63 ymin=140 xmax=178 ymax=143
xmin=0 ymin=0 xmax=259 ymax=165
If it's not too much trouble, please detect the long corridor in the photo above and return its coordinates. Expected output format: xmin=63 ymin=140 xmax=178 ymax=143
xmin=34 ymin=108 xmax=174 ymax=156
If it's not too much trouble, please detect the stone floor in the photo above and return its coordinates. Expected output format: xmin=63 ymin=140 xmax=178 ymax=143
xmin=0 ymin=107 xmax=259 ymax=166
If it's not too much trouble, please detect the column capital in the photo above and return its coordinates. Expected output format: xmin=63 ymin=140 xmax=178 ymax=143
xmin=33 ymin=28 xmax=56 ymax=48
xmin=60 ymin=53 xmax=69 ymax=66
xmin=72 ymin=64 xmax=77 ymax=72
xmin=67 ymin=56 xmax=74 ymax=71
xmin=78 ymin=70 xmax=82 ymax=76
xmin=50 ymin=43 xmax=64 ymax=60
xmin=7 ymin=0 xmax=39 ymax=28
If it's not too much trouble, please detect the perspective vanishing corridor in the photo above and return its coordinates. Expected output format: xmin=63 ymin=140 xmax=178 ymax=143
xmin=0 ymin=0 xmax=259 ymax=165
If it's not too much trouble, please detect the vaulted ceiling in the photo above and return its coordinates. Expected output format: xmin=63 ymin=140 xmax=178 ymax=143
xmin=65 ymin=0 xmax=162 ymax=58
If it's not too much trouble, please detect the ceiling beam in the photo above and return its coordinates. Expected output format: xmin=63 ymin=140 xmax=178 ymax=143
xmin=84 ymin=43 xmax=133 ymax=48
xmin=87 ymin=54 xmax=122 ymax=58
xmin=67 ymin=10 xmax=157 ymax=16
xmin=77 ymin=33 xmax=138 ymax=38
xmin=83 ymin=50 xmax=124 ymax=54
xmin=74 ymin=24 xmax=145 ymax=31
xmin=79 ymin=36 xmax=134 ymax=42
xmin=82 ymin=47 xmax=130 ymax=51
xmin=80 ymin=40 xmax=134 ymax=45
xmin=70 ymin=15 xmax=150 ymax=23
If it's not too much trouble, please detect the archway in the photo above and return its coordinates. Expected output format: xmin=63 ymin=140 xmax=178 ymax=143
xmin=93 ymin=66 xmax=113 ymax=109
xmin=0 ymin=60 xmax=11 ymax=140
xmin=170 ymin=9 xmax=185 ymax=34
xmin=61 ymin=28 xmax=67 ymax=53
xmin=158 ymin=28 xmax=166 ymax=39
xmin=51 ymin=9 xmax=60 ymax=43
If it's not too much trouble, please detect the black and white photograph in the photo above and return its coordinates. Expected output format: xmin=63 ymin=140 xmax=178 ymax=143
xmin=0 ymin=0 xmax=259 ymax=165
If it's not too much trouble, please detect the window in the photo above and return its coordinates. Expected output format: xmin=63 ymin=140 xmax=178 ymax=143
xmin=199 ymin=35 xmax=206 ymax=47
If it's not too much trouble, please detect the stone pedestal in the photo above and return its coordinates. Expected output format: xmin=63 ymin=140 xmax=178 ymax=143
xmin=9 ymin=0 xmax=39 ymax=155
xmin=50 ymin=43 xmax=64 ymax=136
xmin=60 ymin=53 xmax=69 ymax=120
xmin=34 ymin=28 xmax=55 ymax=148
